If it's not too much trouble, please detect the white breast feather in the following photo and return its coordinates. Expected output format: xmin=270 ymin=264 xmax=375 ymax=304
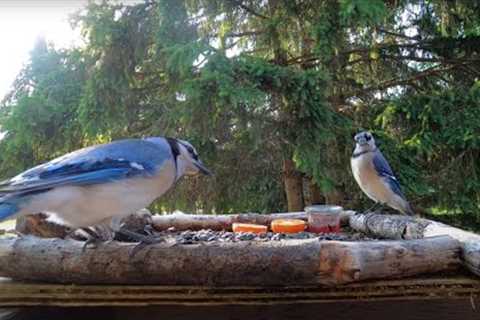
xmin=18 ymin=161 xmax=176 ymax=229
xmin=351 ymin=154 xmax=381 ymax=203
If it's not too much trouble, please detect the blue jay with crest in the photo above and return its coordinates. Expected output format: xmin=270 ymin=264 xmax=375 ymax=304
xmin=351 ymin=131 xmax=414 ymax=215
xmin=0 ymin=137 xmax=211 ymax=242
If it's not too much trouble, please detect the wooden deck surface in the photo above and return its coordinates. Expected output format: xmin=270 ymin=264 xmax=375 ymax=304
xmin=0 ymin=275 xmax=479 ymax=307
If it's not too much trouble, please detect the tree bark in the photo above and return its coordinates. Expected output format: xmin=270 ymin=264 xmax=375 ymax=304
xmin=349 ymin=212 xmax=480 ymax=277
xmin=283 ymin=159 xmax=305 ymax=211
xmin=15 ymin=213 xmax=72 ymax=239
xmin=13 ymin=211 xmax=354 ymax=236
xmin=308 ymin=179 xmax=324 ymax=205
xmin=152 ymin=211 xmax=308 ymax=231
xmin=0 ymin=235 xmax=460 ymax=285
xmin=267 ymin=0 xmax=305 ymax=212
xmin=15 ymin=210 xmax=153 ymax=241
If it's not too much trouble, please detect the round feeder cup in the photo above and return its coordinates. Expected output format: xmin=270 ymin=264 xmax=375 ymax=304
xmin=305 ymin=205 xmax=343 ymax=234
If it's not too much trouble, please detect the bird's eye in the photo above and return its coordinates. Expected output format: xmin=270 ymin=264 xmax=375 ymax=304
xmin=365 ymin=135 xmax=371 ymax=141
xmin=186 ymin=146 xmax=198 ymax=160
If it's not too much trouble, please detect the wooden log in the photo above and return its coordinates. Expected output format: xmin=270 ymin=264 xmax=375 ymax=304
xmin=151 ymin=212 xmax=307 ymax=231
xmin=15 ymin=209 xmax=153 ymax=241
xmin=0 ymin=235 xmax=460 ymax=285
xmin=14 ymin=210 xmax=353 ymax=238
xmin=348 ymin=213 xmax=429 ymax=239
xmin=15 ymin=212 xmax=310 ymax=236
xmin=349 ymin=212 xmax=480 ymax=277
xmin=152 ymin=211 xmax=354 ymax=231
xmin=422 ymin=221 xmax=480 ymax=277
xmin=15 ymin=213 xmax=72 ymax=239
xmin=318 ymin=236 xmax=460 ymax=284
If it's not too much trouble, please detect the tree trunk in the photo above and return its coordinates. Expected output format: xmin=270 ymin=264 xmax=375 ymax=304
xmin=283 ymin=159 xmax=305 ymax=211
xmin=267 ymin=0 xmax=305 ymax=212
xmin=308 ymin=179 xmax=324 ymax=205
xmin=323 ymin=135 xmax=346 ymax=205
xmin=0 ymin=235 xmax=460 ymax=285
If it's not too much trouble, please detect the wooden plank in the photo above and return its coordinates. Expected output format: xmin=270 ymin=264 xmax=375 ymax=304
xmin=0 ymin=235 xmax=461 ymax=286
xmin=0 ymin=276 xmax=478 ymax=306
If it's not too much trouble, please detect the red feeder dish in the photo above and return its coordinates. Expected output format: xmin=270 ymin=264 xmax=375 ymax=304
xmin=305 ymin=205 xmax=342 ymax=234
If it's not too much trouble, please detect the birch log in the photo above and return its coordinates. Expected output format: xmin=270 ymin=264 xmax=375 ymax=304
xmin=151 ymin=212 xmax=308 ymax=231
xmin=0 ymin=235 xmax=460 ymax=285
xmin=152 ymin=211 xmax=354 ymax=231
xmin=349 ymin=212 xmax=480 ymax=277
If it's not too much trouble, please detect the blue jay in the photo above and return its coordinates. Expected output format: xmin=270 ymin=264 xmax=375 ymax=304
xmin=0 ymin=137 xmax=211 ymax=240
xmin=351 ymin=131 xmax=414 ymax=215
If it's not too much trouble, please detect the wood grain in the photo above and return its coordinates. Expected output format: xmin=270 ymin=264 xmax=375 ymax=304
xmin=0 ymin=235 xmax=461 ymax=286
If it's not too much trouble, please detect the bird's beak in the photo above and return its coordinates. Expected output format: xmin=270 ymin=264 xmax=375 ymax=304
xmin=194 ymin=160 xmax=212 ymax=176
xmin=355 ymin=136 xmax=367 ymax=145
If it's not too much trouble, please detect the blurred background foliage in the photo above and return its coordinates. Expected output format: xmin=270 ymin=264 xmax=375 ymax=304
xmin=0 ymin=0 xmax=479 ymax=227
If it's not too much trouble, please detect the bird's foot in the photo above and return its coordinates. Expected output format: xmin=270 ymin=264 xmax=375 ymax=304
xmin=363 ymin=203 xmax=387 ymax=214
xmin=80 ymin=227 xmax=114 ymax=252
xmin=115 ymin=229 xmax=166 ymax=257
xmin=143 ymin=224 xmax=156 ymax=236
xmin=364 ymin=202 xmax=380 ymax=214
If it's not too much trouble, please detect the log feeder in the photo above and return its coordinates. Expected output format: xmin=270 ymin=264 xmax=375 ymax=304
xmin=151 ymin=211 xmax=354 ymax=231
xmin=0 ymin=235 xmax=460 ymax=286
xmin=2 ymin=210 xmax=478 ymax=287
xmin=349 ymin=212 xmax=480 ymax=277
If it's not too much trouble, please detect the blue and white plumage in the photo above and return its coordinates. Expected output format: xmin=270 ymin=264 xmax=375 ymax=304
xmin=0 ymin=137 xmax=211 ymax=229
xmin=350 ymin=131 xmax=414 ymax=215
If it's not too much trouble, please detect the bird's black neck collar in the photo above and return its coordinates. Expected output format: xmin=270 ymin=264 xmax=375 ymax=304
xmin=352 ymin=147 xmax=377 ymax=158
xmin=166 ymin=137 xmax=180 ymax=179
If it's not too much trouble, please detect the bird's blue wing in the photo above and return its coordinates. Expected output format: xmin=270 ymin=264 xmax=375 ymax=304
xmin=0 ymin=139 xmax=171 ymax=197
xmin=372 ymin=150 xmax=406 ymax=200
xmin=0 ymin=158 xmax=152 ymax=196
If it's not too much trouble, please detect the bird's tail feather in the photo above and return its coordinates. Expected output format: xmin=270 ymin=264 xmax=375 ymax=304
xmin=404 ymin=202 xmax=415 ymax=216
xmin=0 ymin=202 xmax=19 ymax=221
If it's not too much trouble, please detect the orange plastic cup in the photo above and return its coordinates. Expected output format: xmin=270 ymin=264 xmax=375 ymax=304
xmin=271 ymin=219 xmax=306 ymax=234
xmin=232 ymin=223 xmax=268 ymax=234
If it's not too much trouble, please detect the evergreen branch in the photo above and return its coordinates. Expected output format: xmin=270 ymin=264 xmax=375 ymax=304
xmin=381 ymin=54 xmax=480 ymax=64
xmin=210 ymin=30 xmax=265 ymax=39
xmin=225 ymin=30 xmax=265 ymax=38
xmin=346 ymin=54 xmax=480 ymax=66
xmin=376 ymin=28 xmax=422 ymax=41
xmin=230 ymin=0 xmax=268 ymax=19
xmin=349 ymin=64 xmax=458 ymax=96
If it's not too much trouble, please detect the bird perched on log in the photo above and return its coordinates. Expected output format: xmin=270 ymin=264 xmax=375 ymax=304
xmin=0 ymin=137 xmax=211 ymax=243
xmin=351 ymin=131 xmax=414 ymax=215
